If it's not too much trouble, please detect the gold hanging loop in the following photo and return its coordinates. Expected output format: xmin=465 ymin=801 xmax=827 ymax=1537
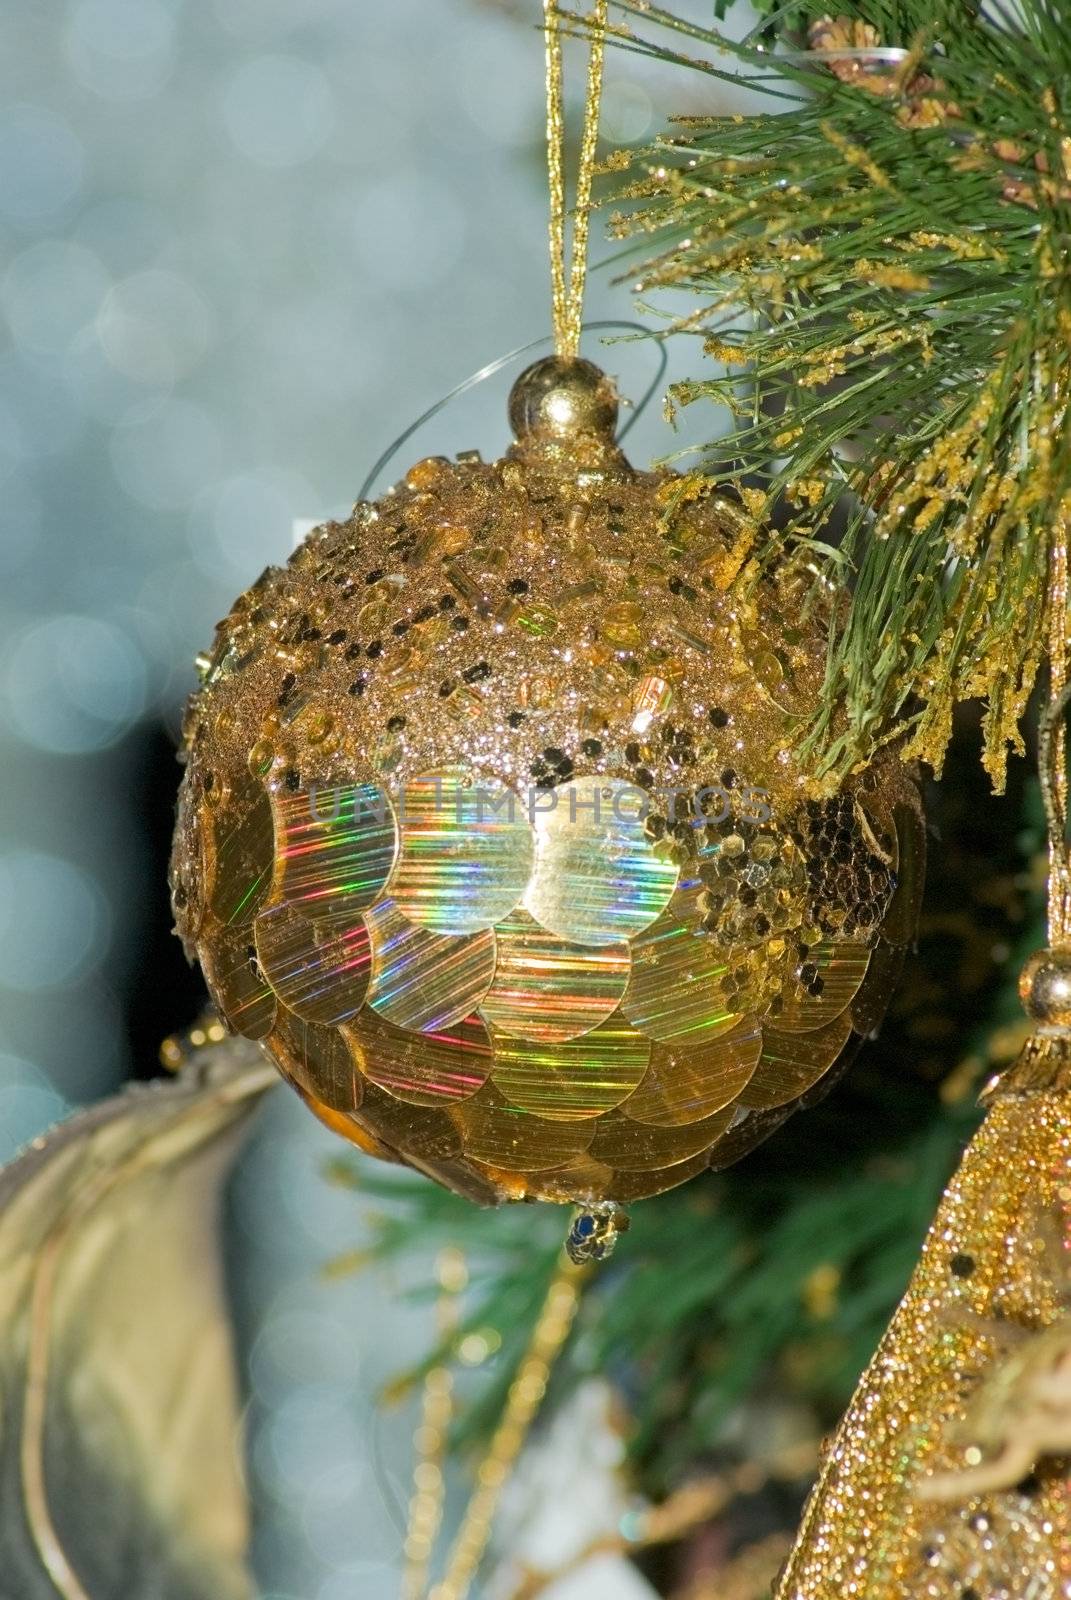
xmin=544 ymin=1 xmax=609 ymax=361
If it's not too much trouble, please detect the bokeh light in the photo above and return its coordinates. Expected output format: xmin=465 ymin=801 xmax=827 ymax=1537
xmin=110 ymin=396 xmax=223 ymax=511
xmin=221 ymin=55 xmax=336 ymax=169
xmin=0 ymin=849 xmax=110 ymax=991
xmin=65 ymin=0 xmax=177 ymax=102
xmin=3 ymin=614 xmax=147 ymax=754
xmin=0 ymin=105 xmax=84 ymax=223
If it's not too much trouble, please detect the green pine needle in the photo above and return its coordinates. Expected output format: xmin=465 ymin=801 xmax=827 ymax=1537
xmin=595 ymin=0 xmax=1071 ymax=785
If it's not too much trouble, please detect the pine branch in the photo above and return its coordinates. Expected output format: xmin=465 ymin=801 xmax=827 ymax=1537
xmin=595 ymin=0 xmax=1071 ymax=785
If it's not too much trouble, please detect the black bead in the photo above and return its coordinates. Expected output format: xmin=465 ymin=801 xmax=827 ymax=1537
xmin=708 ymin=706 xmax=730 ymax=728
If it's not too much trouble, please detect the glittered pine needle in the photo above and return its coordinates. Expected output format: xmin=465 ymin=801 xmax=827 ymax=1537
xmin=596 ymin=0 xmax=1071 ymax=786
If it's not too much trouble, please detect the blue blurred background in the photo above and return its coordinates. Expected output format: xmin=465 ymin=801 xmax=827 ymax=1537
xmin=0 ymin=1 xmax=754 ymax=1592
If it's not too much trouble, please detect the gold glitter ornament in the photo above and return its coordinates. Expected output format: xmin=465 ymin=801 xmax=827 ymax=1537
xmin=170 ymin=356 xmax=921 ymax=1208
xmin=168 ymin=0 xmax=922 ymax=1221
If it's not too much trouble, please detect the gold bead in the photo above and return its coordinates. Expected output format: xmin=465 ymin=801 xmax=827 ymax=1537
xmin=1019 ymin=945 xmax=1071 ymax=1027
xmin=507 ymin=355 xmax=619 ymax=449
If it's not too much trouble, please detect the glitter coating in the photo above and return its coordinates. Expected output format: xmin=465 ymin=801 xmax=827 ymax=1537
xmin=776 ymin=1046 xmax=1071 ymax=1600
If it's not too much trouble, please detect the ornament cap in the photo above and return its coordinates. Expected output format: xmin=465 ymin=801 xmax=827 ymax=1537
xmin=507 ymin=356 xmax=624 ymax=472
xmin=1019 ymin=945 xmax=1071 ymax=1029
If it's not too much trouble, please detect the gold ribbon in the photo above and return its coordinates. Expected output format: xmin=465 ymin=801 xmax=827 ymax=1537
xmin=545 ymin=1 xmax=609 ymax=361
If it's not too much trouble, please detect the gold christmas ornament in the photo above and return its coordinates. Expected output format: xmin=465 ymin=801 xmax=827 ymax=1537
xmin=169 ymin=1 xmax=922 ymax=1215
xmin=170 ymin=355 xmax=921 ymax=1209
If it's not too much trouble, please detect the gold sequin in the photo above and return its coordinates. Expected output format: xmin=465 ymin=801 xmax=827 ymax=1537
xmin=619 ymin=911 xmax=749 ymax=1041
xmin=589 ymin=1103 xmax=734 ymax=1171
xmin=366 ymin=899 xmax=496 ymax=1033
xmin=525 ymin=777 xmax=679 ymax=946
xmin=774 ymin=940 xmax=870 ymax=1031
xmin=207 ymin=771 xmax=273 ymax=928
xmin=738 ymin=1013 xmax=853 ymax=1110
xmin=273 ymin=1008 xmax=362 ymax=1111
xmin=255 ymin=901 xmax=371 ymax=1024
xmin=479 ymin=909 xmax=630 ymax=1042
xmin=489 ymin=1015 xmax=650 ymax=1120
xmin=270 ymin=781 xmax=398 ymax=920
xmin=621 ymin=1018 xmax=762 ymax=1126
xmin=348 ymin=1009 xmax=492 ymax=1107
xmin=392 ymin=768 xmax=534 ymax=934
xmin=199 ymin=921 xmax=275 ymax=1040
xmin=453 ymin=1082 xmax=596 ymax=1171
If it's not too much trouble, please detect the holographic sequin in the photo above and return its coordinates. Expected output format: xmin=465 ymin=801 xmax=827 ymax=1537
xmin=621 ymin=1018 xmax=762 ymax=1126
xmin=347 ymin=1009 xmax=492 ymax=1107
xmin=524 ymin=777 xmax=679 ymax=945
xmin=774 ymin=940 xmax=870 ymax=1031
xmin=208 ymin=772 xmax=273 ymax=927
xmin=391 ymin=768 xmax=534 ymax=934
xmin=254 ymin=901 xmax=371 ymax=1024
xmin=489 ymin=1016 xmax=650 ymax=1120
xmin=738 ymin=1013 xmax=853 ymax=1109
xmin=199 ymin=923 xmax=275 ymax=1040
xmin=619 ymin=911 xmax=746 ymax=1041
xmin=850 ymin=941 xmax=905 ymax=1036
xmin=271 ymin=782 xmax=398 ymax=919
xmin=453 ymin=1083 xmax=596 ymax=1171
xmin=609 ymin=1149 xmax=713 ymax=1202
xmin=479 ymin=909 xmax=630 ymax=1042
xmin=273 ymin=1009 xmax=362 ymax=1111
xmin=354 ymin=1079 xmax=466 ymax=1162
xmin=366 ymin=898 xmax=495 ymax=1032
xmin=589 ymin=1103 xmax=734 ymax=1171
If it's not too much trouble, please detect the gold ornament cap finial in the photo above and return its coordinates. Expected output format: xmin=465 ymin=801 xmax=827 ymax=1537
xmin=508 ymin=356 xmax=623 ymax=470
xmin=1019 ymin=945 xmax=1071 ymax=1028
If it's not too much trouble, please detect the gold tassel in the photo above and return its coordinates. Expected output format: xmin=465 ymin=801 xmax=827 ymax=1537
xmin=776 ymin=530 xmax=1071 ymax=1597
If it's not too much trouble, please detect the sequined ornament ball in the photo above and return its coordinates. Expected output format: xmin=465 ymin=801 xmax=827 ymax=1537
xmin=170 ymin=357 xmax=923 ymax=1207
